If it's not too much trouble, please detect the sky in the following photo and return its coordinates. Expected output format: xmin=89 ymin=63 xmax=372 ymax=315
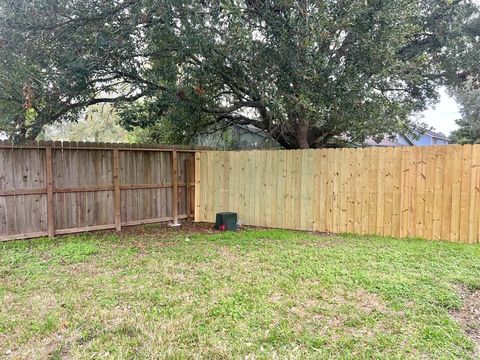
xmin=419 ymin=88 xmax=461 ymax=136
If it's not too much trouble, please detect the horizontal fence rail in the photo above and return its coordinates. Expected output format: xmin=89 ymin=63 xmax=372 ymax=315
xmin=0 ymin=141 xmax=195 ymax=241
xmin=195 ymin=145 xmax=480 ymax=243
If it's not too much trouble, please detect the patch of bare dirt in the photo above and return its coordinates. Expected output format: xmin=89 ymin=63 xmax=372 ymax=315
xmin=53 ymin=221 xmax=218 ymax=242
xmin=452 ymin=284 xmax=480 ymax=356
xmin=118 ymin=221 xmax=218 ymax=238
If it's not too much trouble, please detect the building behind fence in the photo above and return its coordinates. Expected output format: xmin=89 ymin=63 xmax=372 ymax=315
xmin=195 ymin=145 xmax=480 ymax=243
xmin=0 ymin=141 xmax=195 ymax=241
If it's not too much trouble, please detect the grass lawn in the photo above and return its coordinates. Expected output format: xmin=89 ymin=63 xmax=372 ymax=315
xmin=1 ymin=225 xmax=480 ymax=359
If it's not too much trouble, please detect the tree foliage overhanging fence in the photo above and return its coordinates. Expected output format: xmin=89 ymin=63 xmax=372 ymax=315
xmin=1 ymin=0 xmax=479 ymax=148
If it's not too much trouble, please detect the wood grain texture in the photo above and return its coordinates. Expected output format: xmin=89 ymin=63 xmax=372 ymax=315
xmin=113 ymin=149 xmax=121 ymax=231
xmin=45 ymin=148 xmax=55 ymax=237
xmin=1 ymin=144 xmax=195 ymax=241
xmin=195 ymin=146 xmax=478 ymax=243
xmin=172 ymin=150 xmax=179 ymax=224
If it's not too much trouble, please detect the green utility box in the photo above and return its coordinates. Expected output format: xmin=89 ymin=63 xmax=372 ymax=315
xmin=214 ymin=212 xmax=238 ymax=231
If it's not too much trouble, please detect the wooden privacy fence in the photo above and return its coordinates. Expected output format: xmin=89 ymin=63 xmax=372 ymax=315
xmin=0 ymin=141 xmax=195 ymax=241
xmin=195 ymin=145 xmax=480 ymax=243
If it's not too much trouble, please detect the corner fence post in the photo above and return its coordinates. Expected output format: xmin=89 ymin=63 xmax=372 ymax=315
xmin=194 ymin=152 xmax=201 ymax=222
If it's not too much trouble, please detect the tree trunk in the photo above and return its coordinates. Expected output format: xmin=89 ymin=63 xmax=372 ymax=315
xmin=295 ymin=118 xmax=309 ymax=149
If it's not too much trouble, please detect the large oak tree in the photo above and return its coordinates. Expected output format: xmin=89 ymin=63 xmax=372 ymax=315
xmin=1 ymin=0 xmax=479 ymax=147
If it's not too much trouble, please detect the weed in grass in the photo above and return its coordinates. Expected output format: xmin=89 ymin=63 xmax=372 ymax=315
xmin=29 ymin=314 xmax=59 ymax=336
xmin=52 ymin=240 xmax=98 ymax=264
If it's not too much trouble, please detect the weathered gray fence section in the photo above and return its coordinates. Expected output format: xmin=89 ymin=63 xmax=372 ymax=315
xmin=0 ymin=141 xmax=195 ymax=241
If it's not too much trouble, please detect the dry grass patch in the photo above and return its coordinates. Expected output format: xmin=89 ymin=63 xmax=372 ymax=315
xmin=452 ymin=284 xmax=480 ymax=356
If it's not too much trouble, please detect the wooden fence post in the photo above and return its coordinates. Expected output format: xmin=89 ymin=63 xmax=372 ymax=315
xmin=172 ymin=149 xmax=179 ymax=225
xmin=45 ymin=147 xmax=55 ymax=238
xmin=194 ymin=152 xmax=201 ymax=222
xmin=113 ymin=149 xmax=121 ymax=231
xmin=185 ymin=158 xmax=193 ymax=220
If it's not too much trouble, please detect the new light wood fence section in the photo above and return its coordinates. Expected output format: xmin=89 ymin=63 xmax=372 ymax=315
xmin=195 ymin=145 xmax=480 ymax=243
xmin=0 ymin=141 xmax=195 ymax=241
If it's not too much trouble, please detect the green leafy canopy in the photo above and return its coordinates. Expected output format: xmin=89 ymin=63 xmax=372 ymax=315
xmin=0 ymin=0 xmax=479 ymax=147
xmin=450 ymin=86 xmax=480 ymax=144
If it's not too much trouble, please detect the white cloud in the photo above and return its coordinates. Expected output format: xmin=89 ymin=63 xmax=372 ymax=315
xmin=419 ymin=87 xmax=461 ymax=135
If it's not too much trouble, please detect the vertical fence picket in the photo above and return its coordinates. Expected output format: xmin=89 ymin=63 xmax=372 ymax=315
xmin=113 ymin=149 xmax=121 ymax=231
xmin=459 ymin=145 xmax=472 ymax=242
xmin=469 ymin=145 xmax=480 ymax=243
xmin=450 ymin=145 xmax=463 ymax=241
xmin=45 ymin=147 xmax=55 ymax=238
